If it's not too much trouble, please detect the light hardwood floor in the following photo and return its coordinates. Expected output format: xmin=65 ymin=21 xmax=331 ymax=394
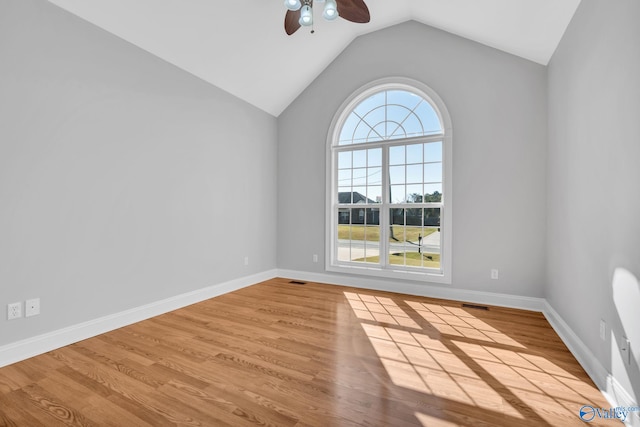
xmin=0 ymin=278 xmax=611 ymax=426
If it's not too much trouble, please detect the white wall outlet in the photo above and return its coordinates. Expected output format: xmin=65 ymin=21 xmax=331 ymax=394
xmin=7 ymin=302 xmax=22 ymax=320
xmin=313 ymin=254 xmax=318 ymax=263
xmin=244 ymin=256 xmax=249 ymax=266
xmin=621 ymin=338 xmax=631 ymax=366
xmin=599 ymin=319 xmax=606 ymax=341
xmin=491 ymin=269 xmax=499 ymax=280
xmin=25 ymin=298 xmax=40 ymax=317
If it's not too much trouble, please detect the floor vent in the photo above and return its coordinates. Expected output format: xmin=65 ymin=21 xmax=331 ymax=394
xmin=462 ymin=303 xmax=489 ymax=310
xmin=289 ymin=280 xmax=307 ymax=285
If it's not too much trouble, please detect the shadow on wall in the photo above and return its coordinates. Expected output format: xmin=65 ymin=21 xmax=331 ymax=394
xmin=611 ymin=267 xmax=640 ymax=414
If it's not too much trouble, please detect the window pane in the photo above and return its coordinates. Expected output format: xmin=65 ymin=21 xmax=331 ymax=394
xmin=338 ymin=208 xmax=350 ymax=224
xmin=406 ymin=208 xmax=422 ymax=226
xmin=338 ymin=151 xmax=352 ymax=169
xmin=415 ymin=102 xmax=443 ymax=134
xmin=387 ymin=90 xmax=422 ymax=110
xmin=338 ymin=114 xmax=359 ymax=145
xmin=338 ymin=188 xmax=352 ymax=203
xmin=407 ymin=143 xmax=423 ymax=164
xmin=337 ymin=230 xmax=352 ymax=261
xmin=353 ymin=149 xmax=367 ymax=168
xmin=365 ymin=208 xmax=380 ymax=226
xmin=337 ymin=212 xmax=353 ymax=262
xmin=362 ymin=106 xmax=385 ymax=133
xmin=368 ymin=148 xmax=382 ymax=167
xmin=389 ymin=165 xmax=404 ymax=185
xmin=406 ymin=185 xmax=423 ymax=203
xmin=391 ymin=185 xmax=405 ymax=203
xmin=352 ymin=168 xmax=367 ymax=186
xmin=424 ymin=141 xmax=442 ymax=162
xmin=367 ymin=186 xmax=382 ymax=204
xmin=389 ymin=145 xmax=405 ymax=165
xmin=424 ymin=163 xmax=442 ymax=183
xmin=424 ymin=208 xmax=441 ymax=227
xmin=424 ymin=184 xmax=442 ymax=202
xmin=387 ymin=105 xmax=412 ymax=137
xmin=390 ymin=208 xmax=404 ymax=226
xmin=406 ymin=164 xmax=422 ymax=183
xmin=338 ymin=169 xmax=351 ymax=186
xmin=352 ymin=187 xmax=367 ymax=203
xmin=367 ymin=167 xmax=382 ymax=185
xmin=352 ymin=122 xmax=371 ymax=145
xmin=368 ymin=124 xmax=385 ymax=142
xmin=353 ymin=91 xmax=385 ymax=117
xmin=422 ymin=230 xmax=441 ymax=269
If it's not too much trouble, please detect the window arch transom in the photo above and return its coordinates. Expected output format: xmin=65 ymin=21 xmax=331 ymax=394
xmin=338 ymin=90 xmax=443 ymax=145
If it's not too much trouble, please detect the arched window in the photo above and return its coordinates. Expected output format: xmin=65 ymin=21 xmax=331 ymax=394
xmin=326 ymin=78 xmax=452 ymax=283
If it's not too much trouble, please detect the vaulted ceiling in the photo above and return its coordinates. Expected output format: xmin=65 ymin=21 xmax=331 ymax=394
xmin=47 ymin=0 xmax=581 ymax=116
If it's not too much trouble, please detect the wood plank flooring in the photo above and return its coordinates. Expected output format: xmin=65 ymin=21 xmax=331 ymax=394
xmin=0 ymin=278 xmax=612 ymax=426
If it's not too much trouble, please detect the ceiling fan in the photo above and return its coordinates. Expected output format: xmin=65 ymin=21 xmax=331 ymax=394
xmin=284 ymin=0 xmax=370 ymax=35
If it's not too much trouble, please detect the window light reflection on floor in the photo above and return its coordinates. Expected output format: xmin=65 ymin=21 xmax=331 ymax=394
xmin=344 ymin=291 xmax=420 ymax=328
xmin=343 ymin=291 xmax=610 ymax=426
xmin=361 ymin=322 xmax=523 ymax=418
xmin=405 ymin=300 xmax=526 ymax=348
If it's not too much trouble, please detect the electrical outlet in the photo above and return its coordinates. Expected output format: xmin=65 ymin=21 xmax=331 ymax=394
xmin=25 ymin=298 xmax=40 ymax=317
xmin=599 ymin=319 xmax=606 ymax=341
xmin=621 ymin=338 xmax=631 ymax=366
xmin=244 ymin=256 xmax=249 ymax=266
xmin=491 ymin=269 xmax=499 ymax=280
xmin=7 ymin=302 xmax=22 ymax=320
xmin=313 ymin=254 xmax=318 ymax=263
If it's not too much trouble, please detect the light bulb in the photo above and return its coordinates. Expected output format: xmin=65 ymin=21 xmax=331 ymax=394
xmin=284 ymin=0 xmax=301 ymax=12
xmin=299 ymin=4 xmax=313 ymax=26
xmin=323 ymin=0 xmax=338 ymax=21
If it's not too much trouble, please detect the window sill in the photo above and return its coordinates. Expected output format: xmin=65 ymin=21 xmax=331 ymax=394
xmin=326 ymin=263 xmax=451 ymax=285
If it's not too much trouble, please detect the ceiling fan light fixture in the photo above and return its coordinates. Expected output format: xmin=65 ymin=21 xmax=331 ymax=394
xmin=323 ymin=0 xmax=339 ymax=21
xmin=285 ymin=0 xmax=369 ymax=35
xmin=284 ymin=0 xmax=301 ymax=12
xmin=299 ymin=4 xmax=313 ymax=26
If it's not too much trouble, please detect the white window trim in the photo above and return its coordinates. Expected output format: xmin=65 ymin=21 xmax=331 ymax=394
xmin=325 ymin=77 xmax=453 ymax=284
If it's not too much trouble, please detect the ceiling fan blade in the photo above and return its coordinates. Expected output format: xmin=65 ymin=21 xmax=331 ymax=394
xmin=285 ymin=9 xmax=302 ymax=35
xmin=337 ymin=0 xmax=370 ymax=24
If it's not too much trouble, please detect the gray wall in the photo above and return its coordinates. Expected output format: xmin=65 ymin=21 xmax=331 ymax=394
xmin=0 ymin=0 xmax=278 ymax=346
xmin=547 ymin=0 xmax=640 ymax=402
xmin=278 ymin=21 xmax=548 ymax=297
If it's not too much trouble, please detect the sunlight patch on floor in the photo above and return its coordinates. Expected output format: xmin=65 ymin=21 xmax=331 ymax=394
xmin=415 ymin=412 xmax=460 ymax=427
xmin=360 ymin=323 xmax=523 ymax=418
xmin=405 ymin=300 xmax=525 ymax=348
xmin=344 ymin=292 xmax=420 ymax=328
xmin=452 ymin=339 xmax=598 ymax=425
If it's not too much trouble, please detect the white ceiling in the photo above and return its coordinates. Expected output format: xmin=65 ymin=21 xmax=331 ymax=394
xmin=47 ymin=0 xmax=581 ymax=117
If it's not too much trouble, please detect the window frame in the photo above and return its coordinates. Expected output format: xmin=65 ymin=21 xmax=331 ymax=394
xmin=325 ymin=78 xmax=453 ymax=284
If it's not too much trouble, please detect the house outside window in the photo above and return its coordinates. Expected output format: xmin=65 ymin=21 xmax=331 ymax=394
xmin=326 ymin=78 xmax=452 ymax=283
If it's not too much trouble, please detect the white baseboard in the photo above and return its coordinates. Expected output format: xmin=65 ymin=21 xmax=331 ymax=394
xmin=542 ymin=301 xmax=610 ymax=389
xmin=277 ymin=269 xmax=546 ymax=312
xmin=543 ymin=301 xmax=639 ymax=426
xmin=608 ymin=375 xmax=640 ymax=427
xmin=0 ymin=269 xmax=278 ymax=368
